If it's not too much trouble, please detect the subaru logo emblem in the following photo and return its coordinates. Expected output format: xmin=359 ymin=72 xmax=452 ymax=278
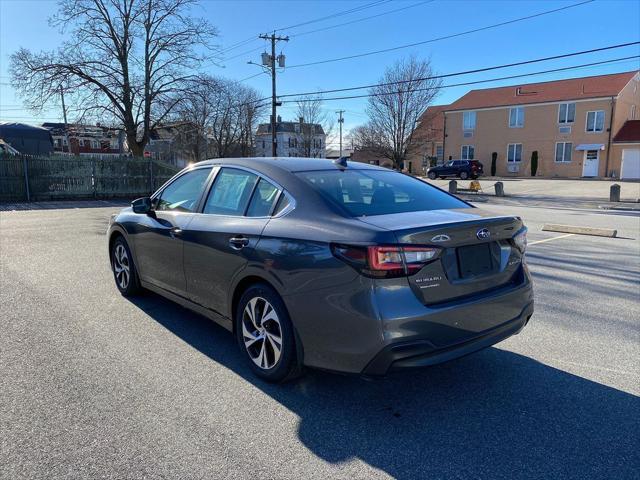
xmin=431 ymin=234 xmax=451 ymax=243
xmin=476 ymin=228 xmax=491 ymax=240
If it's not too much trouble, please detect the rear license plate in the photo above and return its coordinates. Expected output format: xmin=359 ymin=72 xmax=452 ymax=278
xmin=457 ymin=243 xmax=494 ymax=278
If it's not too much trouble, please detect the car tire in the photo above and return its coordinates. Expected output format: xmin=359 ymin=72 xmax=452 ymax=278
xmin=427 ymin=171 xmax=437 ymax=180
xmin=460 ymin=171 xmax=469 ymax=180
xmin=111 ymin=236 xmax=142 ymax=296
xmin=236 ymin=284 xmax=302 ymax=383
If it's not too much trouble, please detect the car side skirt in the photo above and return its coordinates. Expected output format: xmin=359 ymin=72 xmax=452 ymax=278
xmin=141 ymin=280 xmax=233 ymax=332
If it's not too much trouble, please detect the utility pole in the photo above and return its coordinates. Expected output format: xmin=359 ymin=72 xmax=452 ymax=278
xmin=336 ymin=110 xmax=345 ymax=157
xmin=258 ymin=33 xmax=289 ymax=157
xmin=59 ymin=85 xmax=72 ymax=155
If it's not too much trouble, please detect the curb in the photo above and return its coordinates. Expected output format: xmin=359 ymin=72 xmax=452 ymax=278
xmin=542 ymin=224 xmax=617 ymax=238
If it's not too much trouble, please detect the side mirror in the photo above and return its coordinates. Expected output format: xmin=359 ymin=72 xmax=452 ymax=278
xmin=132 ymin=197 xmax=153 ymax=214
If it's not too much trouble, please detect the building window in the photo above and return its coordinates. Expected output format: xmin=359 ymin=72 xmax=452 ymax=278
xmin=631 ymin=104 xmax=637 ymax=120
xmin=507 ymin=143 xmax=522 ymax=163
xmin=79 ymin=139 xmax=85 ymax=147
xmin=62 ymin=137 xmax=68 ymax=146
xmin=91 ymin=140 xmax=99 ymax=149
xmin=555 ymin=142 xmax=572 ymax=163
xmin=558 ymin=103 xmax=576 ymax=124
xmin=509 ymin=107 xmax=524 ymax=128
xmin=436 ymin=145 xmax=443 ymax=161
xmin=55 ymin=139 xmax=61 ymax=147
xmin=586 ymin=110 xmax=605 ymax=132
xmin=461 ymin=145 xmax=474 ymax=160
xmin=463 ymin=111 xmax=476 ymax=130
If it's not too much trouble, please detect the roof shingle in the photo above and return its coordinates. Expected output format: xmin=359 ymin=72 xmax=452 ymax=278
xmin=445 ymin=71 xmax=638 ymax=111
xmin=613 ymin=120 xmax=640 ymax=143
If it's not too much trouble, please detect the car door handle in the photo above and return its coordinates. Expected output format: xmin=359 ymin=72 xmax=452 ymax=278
xmin=170 ymin=227 xmax=182 ymax=238
xmin=229 ymin=236 xmax=250 ymax=250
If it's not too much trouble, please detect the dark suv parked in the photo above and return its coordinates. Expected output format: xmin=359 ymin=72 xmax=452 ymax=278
xmin=427 ymin=160 xmax=484 ymax=180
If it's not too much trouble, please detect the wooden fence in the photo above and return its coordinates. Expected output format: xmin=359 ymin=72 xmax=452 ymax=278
xmin=0 ymin=154 xmax=180 ymax=202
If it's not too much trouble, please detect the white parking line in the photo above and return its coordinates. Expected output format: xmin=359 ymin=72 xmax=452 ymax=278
xmin=529 ymin=233 xmax=575 ymax=246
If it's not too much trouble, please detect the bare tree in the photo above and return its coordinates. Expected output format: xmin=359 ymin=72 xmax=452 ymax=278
xmin=365 ymin=57 xmax=441 ymax=169
xmin=9 ymin=0 xmax=218 ymax=156
xmin=294 ymin=95 xmax=333 ymax=157
xmin=172 ymin=76 xmax=266 ymax=160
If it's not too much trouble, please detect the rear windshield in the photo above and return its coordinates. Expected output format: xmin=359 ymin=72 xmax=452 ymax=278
xmin=297 ymin=169 xmax=470 ymax=216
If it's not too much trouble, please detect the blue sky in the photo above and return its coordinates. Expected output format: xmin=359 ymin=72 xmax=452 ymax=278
xmin=1 ymin=0 xmax=639 ymax=147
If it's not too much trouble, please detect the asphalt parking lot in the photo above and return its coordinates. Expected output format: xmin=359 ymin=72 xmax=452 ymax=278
xmin=1 ymin=203 xmax=638 ymax=479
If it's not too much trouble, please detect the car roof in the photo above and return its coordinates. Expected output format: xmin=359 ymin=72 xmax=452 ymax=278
xmin=197 ymin=157 xmax=387 ymax=173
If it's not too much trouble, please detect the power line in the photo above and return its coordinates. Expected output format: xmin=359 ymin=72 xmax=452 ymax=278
xmin=286 ymin=0 xmax=596 ymax=69
xmin=274 ymin=0 xmax=391 ymax=33
xmin=225 ymin=46 xmax=263 ymax=62
xmin=278 ymin=41 xmax=640 ymax=99
xmin=281 ymin=56 xmax=640 ymax=104
xmin=224 ymin=1 xmax=430 ymax=65
xmin=289 ymin=0 xmax=434 ymax=38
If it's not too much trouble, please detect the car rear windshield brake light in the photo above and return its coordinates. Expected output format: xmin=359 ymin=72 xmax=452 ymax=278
xmin=332 ymin=244 xmax=441 ymax=278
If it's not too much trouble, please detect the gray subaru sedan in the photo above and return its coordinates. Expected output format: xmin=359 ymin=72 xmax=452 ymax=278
xmin=108 ymin=157 xmax=533 ymax=382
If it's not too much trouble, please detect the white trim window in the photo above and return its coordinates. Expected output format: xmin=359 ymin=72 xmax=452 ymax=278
xmin=586 ymin=110 xmax=605 ymax=132
xmin=558 ymin=103 xmax=576 ymax=124
xmin=555 ymin=142 xmax=572 ymax=163
xmin=509 ymin=107 xmax=524 ymax=128
xmin=507 ymin=143 xmax=522 ymax=163
xmin=91 ymin=140 xmax=99 ymax=149
xmin=463 ymin=111 xmax=476 ymax=130
xmin=461 ymin=145 xmax=475 ymax=160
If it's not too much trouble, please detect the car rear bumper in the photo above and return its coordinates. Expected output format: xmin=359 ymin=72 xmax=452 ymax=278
xmin=287 ymin=267 xmax=533 ymax=375
xmin=362 ymin=300 xmax=533 ymax=376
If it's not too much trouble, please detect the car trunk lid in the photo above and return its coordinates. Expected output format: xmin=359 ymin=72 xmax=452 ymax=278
xmin=358 ymin=208 xmax=525 ymax=305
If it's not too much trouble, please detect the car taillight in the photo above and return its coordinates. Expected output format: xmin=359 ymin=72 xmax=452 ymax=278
xmin=332 ymin=244 xmax=441 ymax=278
xmin=513 ymin=227 xmax=528 ymax=253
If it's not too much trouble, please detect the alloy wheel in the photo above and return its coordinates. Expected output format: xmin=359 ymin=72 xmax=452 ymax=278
xmin=113 ymin=243 xmax=130 ymax=290
xmin=241 ymin=297 xmax=283 ymax=370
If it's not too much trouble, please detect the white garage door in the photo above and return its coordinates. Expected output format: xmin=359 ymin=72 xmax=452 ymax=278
xmin=621 ymin=149 xmax=640 ymax=180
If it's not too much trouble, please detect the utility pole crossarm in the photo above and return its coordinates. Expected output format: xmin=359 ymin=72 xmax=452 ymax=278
xmin=258 ymin=33 xmax=289 ymax=157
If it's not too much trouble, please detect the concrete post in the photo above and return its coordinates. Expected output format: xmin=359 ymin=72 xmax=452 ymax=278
xmin=449 ymin=180 xmax=457 ymax=194
xmin=609 ymin=184 xmax=621 ymax=202
xmin=494 ymin=181 xmax=504 ymax=197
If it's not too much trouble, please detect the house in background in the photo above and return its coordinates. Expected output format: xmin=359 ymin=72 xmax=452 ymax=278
xmin=441 ymin=71 xmax=640 ymax=179
xmin=146 ymin=122 xmax=201 ymax=168
xmin=255 ymin=116 xmax=326 ymax=158
xmin=41 ymin=123 xmax=126 ymax=156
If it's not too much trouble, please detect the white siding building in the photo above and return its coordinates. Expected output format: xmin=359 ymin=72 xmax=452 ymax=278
xmin=255 ymin=116 xmax=326 ymax=158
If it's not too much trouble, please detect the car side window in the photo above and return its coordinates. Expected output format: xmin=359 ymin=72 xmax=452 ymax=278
xmin=272 ymin=193 xmax=291 ymax=216
xmin=204 ymin=168 xmax=258 ymax=216
xmin=246 ymin=178 xmax=280 ymax=217
xmin=446 ymin=161 xmax=454 ymax=167
xmin=156 ymin=167 xmax=212 ymax=213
